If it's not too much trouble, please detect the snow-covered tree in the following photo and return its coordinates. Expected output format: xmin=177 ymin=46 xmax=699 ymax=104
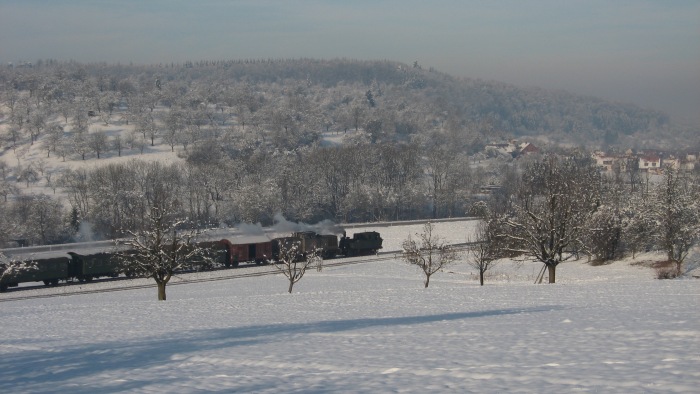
xmin=401 ymin=221 xmax=457 ymax=288
xmin=28 ymin=194 xmax=66 ymax=244
xmin=71 ymin=105 xmax=89 ymax=134
xmin=647 ymin=167 xmax=700 ymax=276
xmin=117 ymin=204 xmax=212 ymax=301
xmin=164 ymin=109 xmax=185 ymax=152
xmin=27 ymin=109 xmax=47 ymax=145
xmin=586 ymin=204 xmax=624 ymax=263
xmin=136 ymin=114 xmax=159 ymax=146
xmin=72 ymin=131 xmax=90 ymax=160
xmin=0 ymin=253 xmax=38 ymax=292
xmin=7 ymin=194 xmax=67 ymax=245
xmin=497 ymin=154 xmax=601 ymax=283
xmin=42 ymin=123 xmax=64 ymax=158
xmin=59 ymin=168 xmax=90 ymax=218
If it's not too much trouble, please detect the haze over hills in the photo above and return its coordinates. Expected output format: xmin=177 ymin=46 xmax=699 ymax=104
xmin=2 ymin=1 xmax=697 ymax=129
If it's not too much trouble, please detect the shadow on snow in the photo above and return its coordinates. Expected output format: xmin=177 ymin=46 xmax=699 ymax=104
xmin=0 ymin=306 xmax=562 ymax=393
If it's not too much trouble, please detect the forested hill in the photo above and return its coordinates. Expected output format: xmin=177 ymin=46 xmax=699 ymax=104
xmin=1 ymin=58 xmax=680 ymax=148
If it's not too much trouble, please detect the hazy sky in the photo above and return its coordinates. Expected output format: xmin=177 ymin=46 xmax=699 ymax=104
xmin=1 ymin=0 xmax=699 ymax=126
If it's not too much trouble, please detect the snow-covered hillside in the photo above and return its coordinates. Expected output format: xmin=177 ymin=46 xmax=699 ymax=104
xmin=0 ymin=112 xmax=373 ymax=191
xmin=0 ymin=221 xmax=698 ymax=393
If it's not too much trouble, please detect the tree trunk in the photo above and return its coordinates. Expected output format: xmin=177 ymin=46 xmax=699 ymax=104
xmin=424 ymin=274 xmax=430 ymax=288
xmin=479 ymin=270 xmax=484 ymax=286
xmin=547 ymin=264 xmax=556 ymax=284
xmin=288 ymin=280 xmax=294 ymax=293
xmin=157 ymin=282 xmax=167 ymax=300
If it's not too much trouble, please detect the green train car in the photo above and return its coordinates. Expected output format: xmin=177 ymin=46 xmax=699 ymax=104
xmin=1 ymin=256 xmax=71 ymax=292
xmin=67 ymin=252 xmax=121 ymax=282
xmin=0 ymin=243 xmax=125 ymax=291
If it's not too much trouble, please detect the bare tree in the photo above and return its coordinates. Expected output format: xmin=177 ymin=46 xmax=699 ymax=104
xmin=164 ymin=110 xmax=185 ymax=152
xmin=112 ymin=134 xmax=124 ymax=157
xmin=72 ymin=131 xmax=90 ymax=160
xmin=625 ymin=157 xmax=641 ymax=194
xmin=0 ymin=162 xmax=6 ymax=182
xmin=117 ymin=204 xmax=211 ymax=301
xmin=27 ymin=110 xmax=47 ymax=145
xmin=0 ymin=178 xmax=20 ymax=202
xmin=45 ymin=170 xmax=57 ymax=194
xmin=401 ymin=222 xmax=457 ymax=288
xmin=58 ymin=168 xmax=91 ymax=219
xmin=467 ymin=220 xmax=499 ymax=286
xmin=6 ymin=125 xmax=22 ymax=150
xmin=20 ymin=165 xmax=38 ymax=188
xmin=272 ymin=241 xmax=320 ymax=293
xmin=88 ymin=130 xmax=109 ymax=159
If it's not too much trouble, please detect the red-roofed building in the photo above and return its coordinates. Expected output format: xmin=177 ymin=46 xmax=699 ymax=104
xmin=639 ymin=155 xmax=661 ymax=172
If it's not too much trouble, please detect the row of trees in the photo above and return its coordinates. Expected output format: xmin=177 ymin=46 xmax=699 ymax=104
xmin=4 ymin=152 xmax=697 ymax=300
xmin=401 ymin=154 xmax=699 ymax=287
xmin=484 ymin=155 xmax=699 ymax=283
xmin=0 ymin=137 xmax=484 ymax=247
xmin=3 ymin=148 xmax=698 ymax=286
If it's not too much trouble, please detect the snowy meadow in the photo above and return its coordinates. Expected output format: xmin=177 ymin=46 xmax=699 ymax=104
xmin=1 ymin=220 xmax=699 ymax=393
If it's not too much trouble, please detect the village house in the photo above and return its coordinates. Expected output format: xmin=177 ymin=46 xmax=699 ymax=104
xmin=484 ymin=140 xmax=540 ymax=158
xmin=639 ymin=154 xmax=662 ymax=173
xmin=593 ymin=149 xmax=698 ymax=174
xmin=593 ymin=152 xmax=622 ymax=172
xmin=664 ymin=154 xmax=698 ymax=172
xmin=519 ymin=142 xmax=540 ymax=155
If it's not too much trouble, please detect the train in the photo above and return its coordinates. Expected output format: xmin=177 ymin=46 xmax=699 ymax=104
xmin=271 ymin=231 xmax=383 ymax=260
xmin=0 ymin=230 xmax=382 ymax=292
xmin=0 ymin=246 xmax=123 ymax=292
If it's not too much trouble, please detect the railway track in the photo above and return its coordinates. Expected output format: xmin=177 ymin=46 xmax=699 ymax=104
xmin=0 ymin=243 xmax=477 ymax=303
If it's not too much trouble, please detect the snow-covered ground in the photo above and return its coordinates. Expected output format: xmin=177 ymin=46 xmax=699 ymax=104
xmin=1 ymin=220 xmax=699 ymax=393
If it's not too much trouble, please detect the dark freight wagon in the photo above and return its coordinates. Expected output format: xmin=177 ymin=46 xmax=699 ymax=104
xmin=67 ymin=252 xmax=121 ymax=281
xmin=272 ymin=232 xmax=340 ymax=259
xmin=0 ymin=255 xmax=70 ymax=292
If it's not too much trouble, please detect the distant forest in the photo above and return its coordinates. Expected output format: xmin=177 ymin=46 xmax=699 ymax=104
xmin=1 ymin=58 xmax=687 ymax=149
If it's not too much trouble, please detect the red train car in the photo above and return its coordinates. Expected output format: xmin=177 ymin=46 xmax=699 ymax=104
xmin=219 ymin=235 xmax=272 ymax=267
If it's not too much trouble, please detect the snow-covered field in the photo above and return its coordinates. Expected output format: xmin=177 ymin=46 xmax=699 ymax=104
xmin=1 ymin=220 xmax=699 ymax=393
